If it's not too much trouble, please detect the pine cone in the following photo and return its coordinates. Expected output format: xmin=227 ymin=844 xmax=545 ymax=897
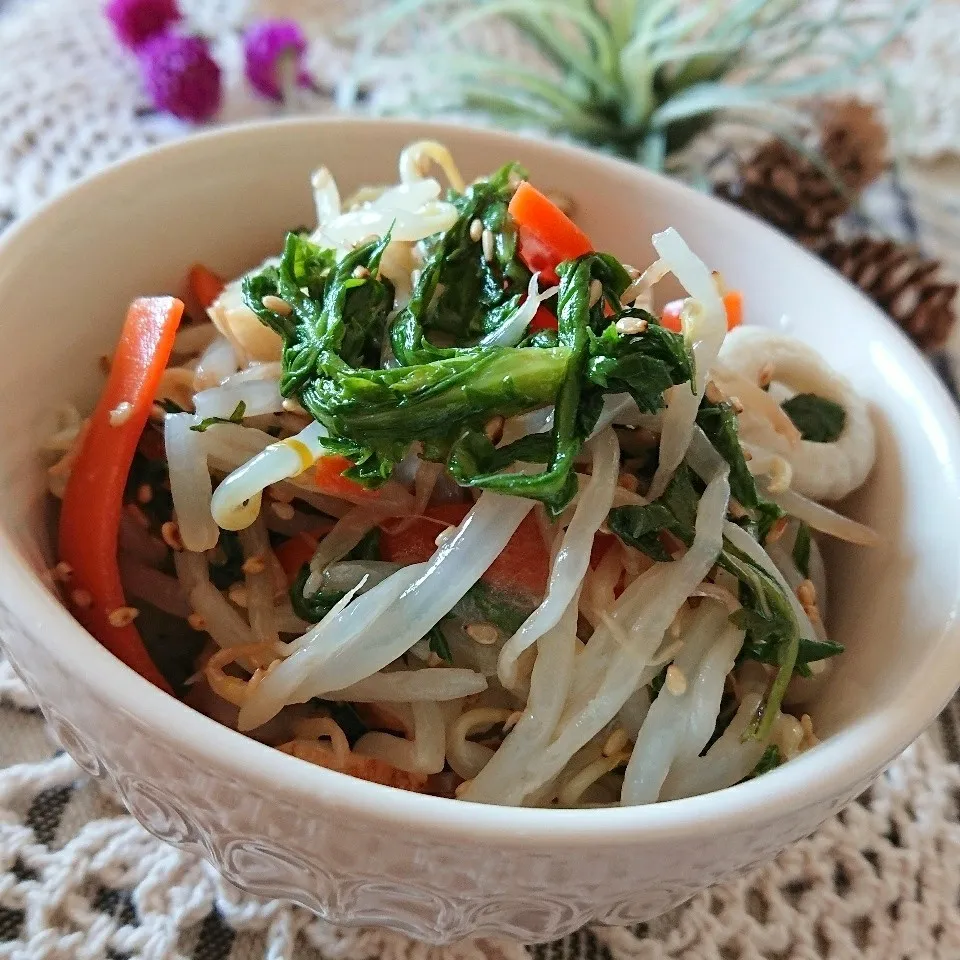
xmin=821 ymin=237 xmax=958 ymax=349
xmin=819 ymin=99 xmax=887 ymax=193
xmin=715 ymin=140 xmax=847 ymax=249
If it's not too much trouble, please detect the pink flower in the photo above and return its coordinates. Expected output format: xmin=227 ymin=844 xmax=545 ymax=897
xmin=243 ymin=19 xmax=313 ymax=101
xmin=139 ymin=33 xmax=222 ymax=123
xmin=105 ymin=0 xmax=181 ymax=51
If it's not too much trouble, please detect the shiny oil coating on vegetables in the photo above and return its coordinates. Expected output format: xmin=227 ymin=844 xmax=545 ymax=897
xmin=49 ymin=141 xmax=876 ymax=807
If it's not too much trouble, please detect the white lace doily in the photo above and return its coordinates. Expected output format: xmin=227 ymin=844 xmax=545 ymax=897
xmin=2 ymin=657 xmax=959 ymax=960
xmin=2 ymin=1 xmax=960 ymax=958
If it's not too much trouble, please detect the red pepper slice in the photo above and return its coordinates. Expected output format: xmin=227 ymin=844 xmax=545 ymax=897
xmin=59 ymin=297 xmax=184 ymax=693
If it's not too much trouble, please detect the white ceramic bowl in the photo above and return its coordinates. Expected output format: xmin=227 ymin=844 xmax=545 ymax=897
xmin=1 ymin=119 xmax=959 ymax=944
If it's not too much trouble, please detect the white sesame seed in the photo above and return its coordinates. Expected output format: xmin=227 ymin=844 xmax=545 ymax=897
xmin=270 ymin=501 xmax=295 ymax=521
xmin=729 ymin=395 xmax=744 ymax=414
xmin=281 ymin=397 xmax=308 ymax=415
xmin=758 ymin=363 xmax=775 ymax=388
xmin=625 ymin=265 xmax=641 ymax=281
xmin=469 ymin=218 xmax=483 ymax=242
xmin=71 ymin=588 xmax=92 ymax=609
xmin=228 ymin=585 xmax=248 ymax=608
xmin=242 ymin=555 xmax=266 ymax=576
xmin=602 ymin=727 xmax=629 ymax=757
xmin=352 ymin=266 xmax=370 ymax=280
xmin=615 ymin=316 xmax=648 ymax=336
xmin=261 ymin=295 xmax=293 ymax=316
xmin=588 ymin=279 xmax=603 ymax=307
xmin=137 ymin=483 xmax=153 ymax=505
xmin=796 ymin=579 xmax=816 ymax=607
xmin=53 ymin=561 xmax=73 ymax=582
xmin=161 ymin=521 xmax=184 ymax=551
xmin=107 ymin=606 xmax=139 ymax=628
xmin=434 ymin=527 xmax=455 ymax=547
xmin=665 ymin=664 xmax=687 ymax=696
xmin=454 ymin=779 xmax=474 ymax=798
xmin=466 ymin=622 xmax=500 ymax=646
xmin=481 ymin=228 xmax=495 ymax=263
xmin=767 ymin=457 xmax=792 ymax=493
xmin=187 ymin=612 xmax=207 ymax=632
xmin=108 ymin=401 xmax=134 ymax=427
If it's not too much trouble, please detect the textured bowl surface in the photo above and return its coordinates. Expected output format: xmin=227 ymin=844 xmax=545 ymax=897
xmin=1 ymin=119 xmax=959 ymax=943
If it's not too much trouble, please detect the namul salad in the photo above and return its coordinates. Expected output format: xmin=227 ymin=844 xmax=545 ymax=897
xmin=46 ymin=140 xmax=879 ymax=807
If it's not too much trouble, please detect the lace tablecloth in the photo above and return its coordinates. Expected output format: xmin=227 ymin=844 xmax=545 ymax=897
xmin=2 ymin=1 xmax=960 ymax=958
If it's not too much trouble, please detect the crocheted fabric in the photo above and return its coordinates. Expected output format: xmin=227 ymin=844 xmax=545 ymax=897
xmin=2 ymin=1 xmax=960 ymax=957
xmin=2 ymin=659 xmax=960 ymax=960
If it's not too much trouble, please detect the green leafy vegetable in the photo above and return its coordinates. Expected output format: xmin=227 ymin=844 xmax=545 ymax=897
xmin=392 ymin=161 xmax=530 ymax=356
xmin=792 ymin=522 xmax=812 ymax=578
xmin=750 ymin=744 xmax=784 ymax=778
xmin=608 ymin=464 xmax=699 ymax=562
xmin=427 ymin=625 xmax=453 ymax=663
xmin=587 ymin=312 xmax=694 ymax=413
xmin=290 ymin=565 xmax=344 ymax=624
xmin=452 ymin=580 xmax=536 ymax=636
xmin=310 ymin=699 xmax=368 ymax=745
xmin=243 ymin=168 xmax=692 ymax=513
xmin=696 ymin=400 xmax=758 ymax=508
xmin=349 ymin=528 xmax=382 ymax=562
xmin=288 ymin=529 xmax=382 ymax=624
xmin=448 ymin=254 xmax=689 ymax=514
xmin=608 ymin=463 xmax=831 ymax=737
xmin=208 ymin=531 xmax=244 ymax=590
xmin=696 ymin=398 xmax=784 ymax=540
xmin=190 ymin=401 xmax=247 ymax=432
xmin=608 ymin=502 xmax=679 ymax=563
xmin=781 ymin=393 xmax=846 ymax=443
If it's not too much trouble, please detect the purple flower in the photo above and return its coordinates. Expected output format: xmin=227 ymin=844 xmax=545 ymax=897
xmin=139 ymin=33 xmax=222 ymax=123
xmin=243 ymin=18 xmax=312 ymax=101
xmin=105 ymin=0 xmax=181 ymax=51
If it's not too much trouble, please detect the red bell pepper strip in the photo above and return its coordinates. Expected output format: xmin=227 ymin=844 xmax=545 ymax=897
xmin=59 ymin=297 xmax=185 ymax=693
xmin=529 ymin=302 xmax=559 ymax=333
xmin=380 ymin=503 xmax=551 ymax=598
xmin=313 ymin=454 xmax=381 ymax=501
xmin=274 ymin=525 xmax=336 ymax=584
xmin=509 ymin=182 xmax=593 ymax=284
xmin=188 ymin=263 xmax=225 ymax=309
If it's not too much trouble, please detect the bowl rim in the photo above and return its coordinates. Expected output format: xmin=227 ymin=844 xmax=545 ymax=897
xmin=2 ymin=115 xmax=960 ymax=846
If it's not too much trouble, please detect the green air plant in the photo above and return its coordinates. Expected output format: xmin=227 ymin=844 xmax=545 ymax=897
xmin=346 ymin=0 xmax=922 ymax=175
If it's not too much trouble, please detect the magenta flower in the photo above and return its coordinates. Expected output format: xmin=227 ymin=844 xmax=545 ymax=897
xmin=105 ymin=0 xmax=181 ymax=51
xmin=243 ymin=19 xmax=313 ymax=101
xmin=139 ymin=33 xmax=222 ymax=123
